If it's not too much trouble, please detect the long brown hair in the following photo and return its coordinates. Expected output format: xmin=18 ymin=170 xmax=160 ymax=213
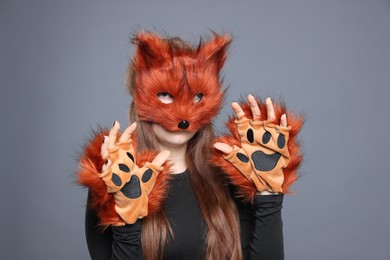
xmin=125 ymin=34 xmax=242 ymax=260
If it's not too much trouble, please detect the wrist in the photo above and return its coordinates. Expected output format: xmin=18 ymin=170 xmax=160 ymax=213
xmin=256 ymin=190 xmax=281 ymax=196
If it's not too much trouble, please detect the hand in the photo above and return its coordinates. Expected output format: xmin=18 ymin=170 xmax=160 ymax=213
xmin=214 ymin=95 xmax=290 ymax=193
xmin=100 ymin=121 xmax=170 ymax=225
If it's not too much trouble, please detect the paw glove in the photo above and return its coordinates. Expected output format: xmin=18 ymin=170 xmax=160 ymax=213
xmin=101 ymin=139 xmax=163 ymax=225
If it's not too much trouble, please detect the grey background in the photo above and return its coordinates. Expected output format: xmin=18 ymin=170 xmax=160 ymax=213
xmin=1 ymin=0 xmax=389 ymax=259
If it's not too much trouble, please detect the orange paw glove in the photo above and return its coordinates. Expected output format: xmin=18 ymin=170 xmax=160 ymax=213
xmin=212 ymin=96 xmax=303 ymax=200
xmin=223 ymin=119 xmax=291 ymax=193
xmin=100 ymin=122 xmax=170 ymax=225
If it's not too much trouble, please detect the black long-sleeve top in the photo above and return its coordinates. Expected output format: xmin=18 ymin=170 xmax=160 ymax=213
xmin=85 ymin=169 xmax=284 ymax=260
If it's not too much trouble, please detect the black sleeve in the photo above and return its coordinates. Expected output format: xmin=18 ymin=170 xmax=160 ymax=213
xmin=85 ymin=191 xmax=144 ymax=260
xmin=111 ymin=220 xmax=143 ymax=260
xmin=248 ymin=194 xmax=284 ymax=260
xmin=85 ymin=191 xmax=113 ymax=260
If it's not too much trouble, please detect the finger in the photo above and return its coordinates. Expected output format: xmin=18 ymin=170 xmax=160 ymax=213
xmin=265 ymin=97 xmax=275 ymax=121
xmin=280 ymin=114 xmax=287 ymax=127
xmin=223 ymin=147 xmax=253 ymax=180
xmin=248 ymin=94 xmax=261 ymax=119
xmin=213 ymin=142 xmax=233 ymax=154
xmin=152 ymin=150 xmax=170 ymax=167
xmin=232 ymin=102 xmax=247 ymax=119
xmin=108 ymin=121 xmax=120 ymax=149
xmin=119 ymin=122 xmax=137 ymax=143
xmin=101 ymin=135 xmax=109 ymax=158
xmin=101 ymin=158 xmax=112 ymax=172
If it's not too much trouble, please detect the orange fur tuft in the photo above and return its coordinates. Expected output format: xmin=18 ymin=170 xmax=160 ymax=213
xmin=76 ymin=129 xmax=122 ymax=226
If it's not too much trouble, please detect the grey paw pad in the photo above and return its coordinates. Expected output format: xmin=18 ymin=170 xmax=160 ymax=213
xmin=121 ymin=175 xmax=141 ymax=199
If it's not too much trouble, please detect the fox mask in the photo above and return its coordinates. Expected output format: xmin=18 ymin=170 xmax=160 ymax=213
xmin=131 ymin=32 xmax=232 ymax=132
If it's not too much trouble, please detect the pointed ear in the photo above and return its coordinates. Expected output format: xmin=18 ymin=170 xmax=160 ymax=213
xmin=132 ymin=32 xmax=170 ymax=71
xmin=199 ymin=32 xmax=232 ymax=72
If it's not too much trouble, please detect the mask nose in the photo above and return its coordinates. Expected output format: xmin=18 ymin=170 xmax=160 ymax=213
xmin=178 ymin=120 xmax=190 ymax=129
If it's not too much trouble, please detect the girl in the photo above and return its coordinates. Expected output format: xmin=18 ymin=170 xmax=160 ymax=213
xmin=77 ymin=31 xmax=303 ymax=260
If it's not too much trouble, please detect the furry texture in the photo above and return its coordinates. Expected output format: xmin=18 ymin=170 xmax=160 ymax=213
xmin=76 ymin=129 xmax=171 ymax=227
xmin=132 ymin=32 xmax=231 ymax=132
xmin=211 ymin=97 xmax=304 ymax=202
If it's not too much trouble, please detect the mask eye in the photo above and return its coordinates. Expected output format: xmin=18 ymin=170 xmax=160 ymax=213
xmin=157 ymin=92 xmax=174 ymax=104
xmin=193 ymin=93 xmax=204 ymax=104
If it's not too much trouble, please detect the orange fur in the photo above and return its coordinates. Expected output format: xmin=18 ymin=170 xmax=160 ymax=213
xmin=76 ymin=129 xmax=171 ymax=227
xmin=132 ymin=32 xmax=231 ymax=132
xmin=211 ymin=98 xmax=304 ymax=202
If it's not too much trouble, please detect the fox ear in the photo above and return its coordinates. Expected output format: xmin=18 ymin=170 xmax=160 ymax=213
xmin=132 ymin=32 xmax=170 ymax=71
xmin=199 ymin=32 xmax=232 ymax=73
